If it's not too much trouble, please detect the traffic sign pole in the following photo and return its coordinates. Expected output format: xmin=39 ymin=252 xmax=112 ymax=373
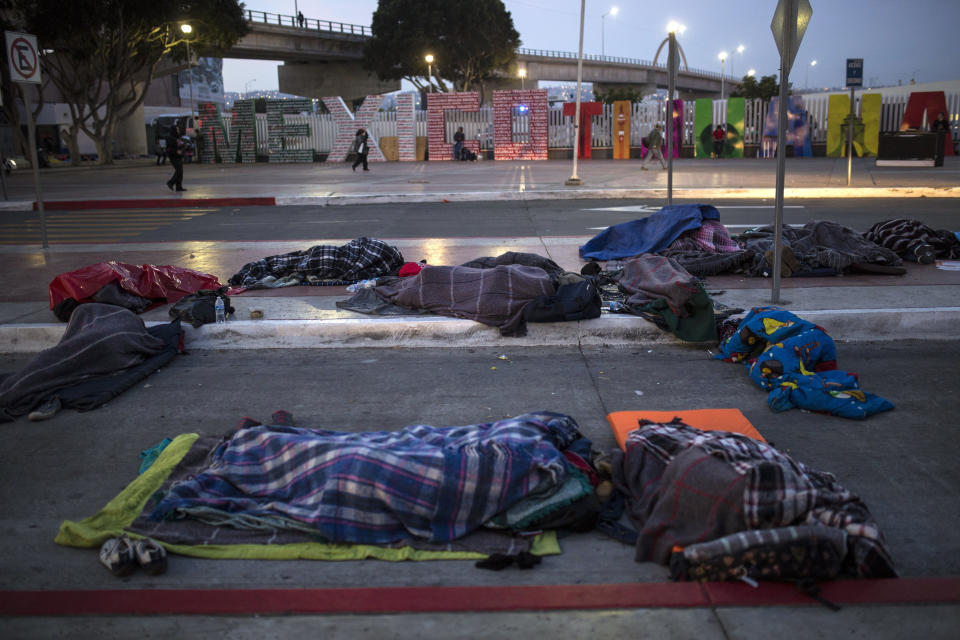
xmin=770 ymin=0 xmax=795 ymax=304
xmin=6 ymin=31 xmax=47 ymax=247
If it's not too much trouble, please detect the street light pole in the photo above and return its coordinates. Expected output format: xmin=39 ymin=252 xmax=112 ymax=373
xmin=667 ymin=28 xmax=677 ymax=205
xmin=181 ymin=24 xmax=195 ymax=126
xmin=425 ymin=54 xmax=434 ymax=93
xmin=565 ymin=0 xmax=586 ymax=186
xmin=601 ymin=6 xmax=618 ymax=56
xmin=718 ymin=51 xmax=728 ymax=100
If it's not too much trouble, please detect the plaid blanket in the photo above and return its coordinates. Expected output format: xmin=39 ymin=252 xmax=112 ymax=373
xmin=616 ymin=254 xmax=701 ymax=316
xmin=228 ymin=237 xmax=404 ymax=287
xmin=374 ymin=264 xmax=555 ymax=336
xmin=150 ymin=411 xmax=582 ymax=544
xmin=612 ymin=420 xmax=896 ymax=578
xmin=668 ymin=220 xmax=741 ymax=254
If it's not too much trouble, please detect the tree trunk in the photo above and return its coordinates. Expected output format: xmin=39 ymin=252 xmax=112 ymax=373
xmin=96 ymin=121 xmax=115 ymax=165
xmin=64 ymin=126 xmax=82 ymax=167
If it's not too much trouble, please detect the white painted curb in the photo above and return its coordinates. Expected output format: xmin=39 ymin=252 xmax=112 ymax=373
xmin=2 ymin=308 xmax=959 ymax=352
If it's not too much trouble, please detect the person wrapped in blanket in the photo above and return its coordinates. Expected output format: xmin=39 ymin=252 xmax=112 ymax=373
xmin=716 ymin=306 xmax=893 ymax=419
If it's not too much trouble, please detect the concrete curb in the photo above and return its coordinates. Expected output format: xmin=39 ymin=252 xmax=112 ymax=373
xmin=1 ymin=185 xmax=955 ymax=212
xmin=2 ymin=308 xmax=959 ymax=352
xmin=277 ymin=187 xmax=958 ymax=207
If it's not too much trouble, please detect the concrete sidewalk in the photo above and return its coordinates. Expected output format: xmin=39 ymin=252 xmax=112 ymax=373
xmin=1 ymin=234 xmax=959 ymax=352
xmin=0 ymin=156 xmax=956 ymax=210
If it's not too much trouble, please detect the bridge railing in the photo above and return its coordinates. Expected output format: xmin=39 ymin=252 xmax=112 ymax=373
xmin=517 ymin=48 xmax=724 ymax=80
xmin=244 ymin=9 xmax=372 ymax=36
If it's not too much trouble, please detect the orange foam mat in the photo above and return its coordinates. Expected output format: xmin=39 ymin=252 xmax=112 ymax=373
xmin=607 ymin=409 xmax=765 ymax=450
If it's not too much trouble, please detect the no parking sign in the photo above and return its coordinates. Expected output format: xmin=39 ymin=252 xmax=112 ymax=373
xmin=6 ymin=31 xmax=41 ymax=84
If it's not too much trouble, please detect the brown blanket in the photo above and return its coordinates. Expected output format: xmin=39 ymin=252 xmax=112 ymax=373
xmin=374 ymin=265 xmax=555 ymax=336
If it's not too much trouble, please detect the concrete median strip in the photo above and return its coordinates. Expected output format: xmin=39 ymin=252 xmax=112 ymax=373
xmin=2 ymin=307 xmax=959 ymax=352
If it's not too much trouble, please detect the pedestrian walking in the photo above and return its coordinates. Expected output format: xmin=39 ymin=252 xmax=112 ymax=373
xmin=351 ymin=128 xmax=370 ymax=172
xmin=712 ymin=124 xmax=725 ymax=159
xmin=166 ymin=124 xmax=186 ymax=191
xmin=640 ymin=124 xmax=666 ymax=170
xmin=297 ymin=11 xmax=304 ymax=28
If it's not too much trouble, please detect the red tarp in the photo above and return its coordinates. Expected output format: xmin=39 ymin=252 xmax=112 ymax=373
xmin=49 ymin=262 xmax=222 ymax=310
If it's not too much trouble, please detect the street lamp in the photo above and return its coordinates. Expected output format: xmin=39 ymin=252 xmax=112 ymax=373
xmin=518 ymin=67 xmax=526 ymax=90
xmin=805 ymin=59 xmax=817 ymax=90
xmin=601 ymin=6 xmax=618 ymax=56
xmin=718 ymin=50 xmax=728 ymax=100
xmin=565 ymin=0 xmax=587 ymax=186
xmin=747 ymin=68 xmax=756 ymax=77
xmin=180 ymin=24 xmax=195 ymax=127
xmin=424 ymin=54 xmax=434 ymax=93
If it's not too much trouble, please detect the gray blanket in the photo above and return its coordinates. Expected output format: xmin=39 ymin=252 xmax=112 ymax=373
xmin=374 ymin=265 xmax=555 ymax=336
xmin=740 ymin=220 xmax=901 ymax=276
xmin=0 ymin=304 xmax=165 ymax=421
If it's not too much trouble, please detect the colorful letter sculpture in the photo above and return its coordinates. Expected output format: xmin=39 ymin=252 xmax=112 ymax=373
xmin=694 ymin=98 xmax=713 ymax=158
xmin=493 ymin=89 xmax=549 ymax=160
xmin=396 ymin=93 xmax=417 ymax=161
xmin=725 ymin=98 xmax=745 ymax=158
xmin=562 ymin=101 xmax=603 ymax=159
xmin=196 ymin=100 xmax=257 ymax=164
xmin=762 ymin=96 xmax=811 ymax=158
xmin=266 ymin=99 xmax=312 ymax=163
xmin=427 ymin=92 xmax=480 ymax=162
xmin=900 ymin=91 xmax=954 ymax=155
xmin=612 ymin=100 xmax=631 ymax=159
xmin=322 ymin=95 xmax=385 ymax=163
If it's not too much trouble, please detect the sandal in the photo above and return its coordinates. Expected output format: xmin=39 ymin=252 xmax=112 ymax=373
xmin=134 ymin=538 xmax=168 ymax=575
xmin=99 ymin=535 xmax=137 ymax=577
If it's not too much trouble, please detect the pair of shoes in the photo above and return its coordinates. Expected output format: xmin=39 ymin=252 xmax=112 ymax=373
xmin=764 ymin=245 xmax=800 ymax=277
xmin=176 ymin=187 xmax=187 ymax=192
xmin=28 ymin=396 xmax=61 ymax=421
xmin=99 ymin=535 xmax=168 ymax=577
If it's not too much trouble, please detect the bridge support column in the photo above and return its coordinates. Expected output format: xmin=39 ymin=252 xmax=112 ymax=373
xmin=278 ymin=61 xmax=399 ymax=103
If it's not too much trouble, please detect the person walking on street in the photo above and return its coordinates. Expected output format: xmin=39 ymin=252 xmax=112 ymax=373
xmin=166 ymin=125 xmax=186 ymax=191
xmin=453 ymin=127 xmax=465 ymax=160
xmin=641 ymin=124 xmax=666 ymax=170
xmin=351 ymin=128 xmax=370 ymax=172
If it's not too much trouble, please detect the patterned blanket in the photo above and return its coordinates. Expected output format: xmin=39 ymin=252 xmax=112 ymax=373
xmin=228 ymin=237 xmax=404 ymax=287
xmin=374 ymin=264 xmax=555 ymax=336
xmin=611 ymin=420 xmax=896 ymax=578
xmin=151 ymin=412 xmax=583 ymax=544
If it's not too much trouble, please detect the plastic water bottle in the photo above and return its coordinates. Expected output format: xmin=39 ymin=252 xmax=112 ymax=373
xmin=215 ymin=296 xmax=226 ymax=324
xmin=607 ymin=301 xmax=625 ymax=313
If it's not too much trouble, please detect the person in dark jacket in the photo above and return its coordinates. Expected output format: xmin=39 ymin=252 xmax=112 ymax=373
xmin=165 ymin=125 xmax=186 ymax=191
xmin=351 ymin=128 xmax=370 ymax=172
xmin=453 ymin=126 xmax=465 ymax=160
xmin=712 ymin=125 xmax=725 ymax=159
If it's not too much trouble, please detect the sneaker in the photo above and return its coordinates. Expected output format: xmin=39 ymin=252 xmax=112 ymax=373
xmin=99 ymin=536 xmax=137 ymax=577
xmin=28 ymin=396 xmax=61 ymax=422
xmin=134 ymin=538 xmax=168 ymax=575
xmin=176 ymin=187 xmax=188 ymax=192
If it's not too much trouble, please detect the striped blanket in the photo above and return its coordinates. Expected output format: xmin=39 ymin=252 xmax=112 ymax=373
xmin=151 ymin=412 xmax=582 ymax=544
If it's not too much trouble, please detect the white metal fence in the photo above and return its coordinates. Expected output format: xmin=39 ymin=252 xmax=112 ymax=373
xmin=227 ymin=93 xmax=959 ymax=155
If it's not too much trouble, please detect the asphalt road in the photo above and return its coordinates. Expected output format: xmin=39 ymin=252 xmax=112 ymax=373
xmin=2 ymin=341 xmax=959 ymax=592
xmin=1 ymin=198 xmax=957 ymax=245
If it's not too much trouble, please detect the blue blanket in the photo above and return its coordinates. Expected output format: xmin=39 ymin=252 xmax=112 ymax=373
xmin=151 ymin=412 xmax=583 ymax=544
xmin=579 ymin=204 xmax=721 ymax=261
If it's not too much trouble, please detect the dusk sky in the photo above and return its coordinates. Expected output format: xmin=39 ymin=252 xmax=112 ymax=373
xmin=223 ymin=0 xmax=960 ymax=93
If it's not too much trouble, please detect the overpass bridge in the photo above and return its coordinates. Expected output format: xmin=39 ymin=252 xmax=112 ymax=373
xmin=228 ymin=9 xmax=732 ymax=101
